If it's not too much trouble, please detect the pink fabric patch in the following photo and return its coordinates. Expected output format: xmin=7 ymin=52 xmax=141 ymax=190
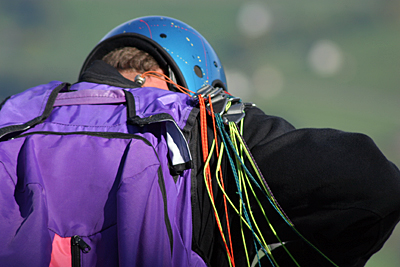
xmin=49 ymin=234 xmax=71 ymax=267
xmin=54 ymin=89 xmax=126 ymax=106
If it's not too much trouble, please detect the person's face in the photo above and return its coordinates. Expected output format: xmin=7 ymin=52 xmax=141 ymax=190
xmin=119 ymin=68 xmax=169 ymax=91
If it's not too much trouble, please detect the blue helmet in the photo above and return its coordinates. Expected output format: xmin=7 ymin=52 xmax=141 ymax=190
xmin=80 ymin=16 xmax=227 ymax=93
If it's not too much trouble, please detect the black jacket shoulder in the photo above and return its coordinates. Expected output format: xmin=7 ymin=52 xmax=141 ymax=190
xmin=243 ymin=105 xmax=295 ymax=149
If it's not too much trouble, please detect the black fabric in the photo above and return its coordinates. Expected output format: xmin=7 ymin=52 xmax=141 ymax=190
xmin=189 ymin=107 xmax=298 ymax=267
xmin=128 ymin=113 xmax=175 ymax=126
xmin=157 ymin=164 xmax=174 ymax=256
xmin=123 ymin=90 xmax=136 ymax=118
xmin=78 ymin=65 xmax=400 ymax=267
xmin=188 ymin=113 xmax=231 ymax=267
xmin=245 ymin=127 xmax=400 ymax=266
xmin=190 ymin=106 xmax=400 ymax=267
xmin=78 ymin=60 xmax=141 ymax=88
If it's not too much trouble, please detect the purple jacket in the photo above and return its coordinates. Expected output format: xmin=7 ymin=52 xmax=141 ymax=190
xmin=0 ymin=81 xmax=205 ymax=267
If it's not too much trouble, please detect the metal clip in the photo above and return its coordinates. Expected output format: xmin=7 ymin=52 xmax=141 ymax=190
xmin=193 ymin=84 xmax=213 ymax=100
xmin=208 ymin=92 xmax=228 ymax=115
xmin=134 ymin=75 xmax=146 ymax=86
xmin=193 ymin=85 xmax=246 ymax=124
xmin=222 ymin=102 xmax=245 ymax=125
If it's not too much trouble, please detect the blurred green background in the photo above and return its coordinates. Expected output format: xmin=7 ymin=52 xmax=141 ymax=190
xmin=0 ymin=0 xmax=399 ymax=265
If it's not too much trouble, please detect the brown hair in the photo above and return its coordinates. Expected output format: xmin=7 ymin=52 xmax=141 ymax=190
xmin=102 ymin=47 xmax=160 ymax=73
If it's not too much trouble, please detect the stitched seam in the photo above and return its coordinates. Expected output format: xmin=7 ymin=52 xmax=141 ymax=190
xmin=0 ymin=160 xmax=16 ymax=186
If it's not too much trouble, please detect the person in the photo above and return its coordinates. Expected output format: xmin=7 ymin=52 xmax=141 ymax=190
xmin=101 ymin=46 xmax=170 ymax=90
xmin=1 ymin=16 xmax=400 ymax=267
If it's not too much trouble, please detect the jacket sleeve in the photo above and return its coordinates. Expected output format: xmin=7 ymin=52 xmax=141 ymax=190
xmin=242 ymin=107 xmax=400 ymax=266
xmin=242 ymin=105 xmax=296 ymax=147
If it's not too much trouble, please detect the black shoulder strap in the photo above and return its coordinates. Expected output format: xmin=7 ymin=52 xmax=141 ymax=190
xmin=0 ymin=83 xmax=70 ymax=141
xmin=123 ymin=90 xmax=136 ymax=118
xmin=0 ymin=96 xmax=11 ymax=111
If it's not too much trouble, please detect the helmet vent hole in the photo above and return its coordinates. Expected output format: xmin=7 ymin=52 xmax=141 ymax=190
xmin=194 ymin=65 xmax=203 ymax=78
xmin=160 ymin=33 xmax=167 ymax=38
xmin=213 ymin=61 xmax=218 ymax=67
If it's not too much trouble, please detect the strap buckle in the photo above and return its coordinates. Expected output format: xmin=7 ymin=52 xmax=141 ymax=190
xmin=194 ymin=85 xmax=245 ymax=124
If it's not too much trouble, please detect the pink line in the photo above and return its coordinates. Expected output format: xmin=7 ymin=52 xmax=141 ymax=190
xmin=140 ymin=19 xmax=152 ymax=39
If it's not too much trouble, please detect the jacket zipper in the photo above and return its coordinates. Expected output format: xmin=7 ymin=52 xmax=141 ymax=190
xmin=71 ymin=235 xmax=91 ymax=267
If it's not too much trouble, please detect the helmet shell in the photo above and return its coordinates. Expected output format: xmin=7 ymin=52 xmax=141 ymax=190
xmin=80 ymin=16 xmax=227 ymax=93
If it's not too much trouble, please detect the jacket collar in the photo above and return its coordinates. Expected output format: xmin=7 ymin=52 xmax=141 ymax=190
xmin=78 ymin=60 xmax=141 ymax=88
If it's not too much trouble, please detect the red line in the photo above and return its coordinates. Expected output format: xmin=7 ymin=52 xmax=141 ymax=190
xmin=140 ymin=19 xmax=152 ymax=39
